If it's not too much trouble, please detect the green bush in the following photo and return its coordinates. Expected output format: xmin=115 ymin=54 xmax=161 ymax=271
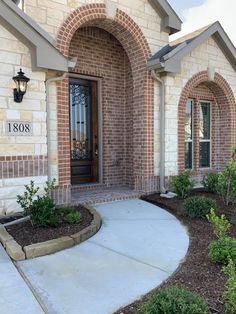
xmin=30 ymin=196 xmax=59 ymax=227
xmin=222 ymin=259 xmax=236 ymax=314
xmin=179 ymin=196 xmax=217 ymax=219
xmin=207 ymin=208 xmax=231 ymax=239
xmin=216 ymin=146 xmax=236 ymax=206
xmin=60 ymin=206 xmax=81 ymax=224
xmin=140 ymin=286 xmax=210 ymax=314
xmin=170 ymin=171 xmax=194 ymax=199
xmin=202 ymin=173 xmax=219 ymax=193
xmin=208 ymin=237 xmax=236 ymax=265
xmin=17 ymin=180 xmax=81 ymax=227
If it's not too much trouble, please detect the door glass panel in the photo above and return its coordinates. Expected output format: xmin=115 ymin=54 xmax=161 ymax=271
xmin=185 ymin=99 xmax=193 ymax=169
xmin=69 ymin=82 xmax=92 ymax=161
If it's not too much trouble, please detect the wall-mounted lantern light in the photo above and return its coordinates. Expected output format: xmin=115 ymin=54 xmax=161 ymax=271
xmin=13 ymin=69 xmax=30 ymax=103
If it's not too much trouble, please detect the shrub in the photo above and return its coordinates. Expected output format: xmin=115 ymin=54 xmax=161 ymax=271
xmin=202 ymin=173 xmax=219 ymax=193
xmin=60 ymin=206 xmax=81 ymax=224
xmin=222 ymin=259 xmax=236 ymax=314
xmin=207 ymin=208 xmax=231 ymax=239
xmin=180 ymin=196 xmax=217 ymax=219
xmin=30 ymin=196 xmax=59 ymax=227
xmin=140 ymin=286 xmax=210 ymax=314
xmin=17 ymin=180 xmax=81 ymax=227
xmin=170 ymin=171 xmax=194 ymax=199
xmin=216 ymin=146 xmax=236 ymax=206
xmin=208 ymin=237 xmax=236 ymax=266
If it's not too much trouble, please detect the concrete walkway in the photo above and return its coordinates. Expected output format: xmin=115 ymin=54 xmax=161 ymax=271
xmin=0 ymin=245 xmax=43 ymax=314
xmin=17 ymin=199 xmax=189 ymax=314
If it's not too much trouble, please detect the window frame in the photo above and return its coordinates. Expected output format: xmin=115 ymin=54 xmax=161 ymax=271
xmin=199 ymin=100 xmax=212 ymax=169
xmin=184 ymin=99 xmax=194 ymax=170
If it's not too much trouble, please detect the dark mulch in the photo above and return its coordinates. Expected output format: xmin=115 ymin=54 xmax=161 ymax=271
xmin=115 ymin=190 xmax=236 ymax=314
xmin=6 ymin=205 xmax=93 ymax=247
xmin=0 ymin=214 xmax=23 ymax=225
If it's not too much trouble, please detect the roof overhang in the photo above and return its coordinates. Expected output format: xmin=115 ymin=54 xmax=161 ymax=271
xmin=148 ymin=22 xmax=236 ymax=73
xmin=149 ymin=0 xmax=182 ymax=35
xmin=0 ymin=0 xmax=69 ymax=72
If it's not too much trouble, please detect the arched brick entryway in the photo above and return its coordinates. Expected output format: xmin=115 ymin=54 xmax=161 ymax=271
xmin=56 ymin=3 xmax=155 ymax=193
xmin=178 ymin=70 xmax=236 ymax=175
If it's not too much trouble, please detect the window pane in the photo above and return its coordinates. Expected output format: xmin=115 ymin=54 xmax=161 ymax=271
xmin=185 ymin=142 xmax=192 ymax=169
xmin=200 ymin=142 xmax=210 ymax=168
xmin=200 ymin=103 xmax=210 ymax=140
xmin=185 ymin=100 xmax=192 ymax=141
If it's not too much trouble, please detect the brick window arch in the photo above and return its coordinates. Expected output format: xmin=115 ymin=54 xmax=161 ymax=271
xmin=56 ymin=4 xmax=155 ymax=192
xmin=178 ymin=71 xmax=236 ymax=174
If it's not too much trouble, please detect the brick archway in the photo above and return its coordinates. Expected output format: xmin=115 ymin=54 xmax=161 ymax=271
xmin=56 ymin=3 xmax=155 ymax=192
xmin=178 ymin=70 xmax=236 ymax=173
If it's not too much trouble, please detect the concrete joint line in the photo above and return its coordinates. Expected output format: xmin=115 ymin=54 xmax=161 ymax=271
xmin=88 ymin=240 xmax=171 ymax=275
xmin=14 ymin=262 xmax=48 ymax=314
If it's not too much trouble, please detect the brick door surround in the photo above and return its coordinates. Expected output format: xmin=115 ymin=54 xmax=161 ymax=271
xmin=178 ymin=70 xmax=236 ymax=174
xmin=56 ymin=3 xmax=157 ymax=194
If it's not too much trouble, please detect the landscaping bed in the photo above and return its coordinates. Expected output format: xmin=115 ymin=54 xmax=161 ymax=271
xmin=115 ymin=189 xmax=236 ymax=314
xmin=6 ymin=205 xmax=93 ymax=247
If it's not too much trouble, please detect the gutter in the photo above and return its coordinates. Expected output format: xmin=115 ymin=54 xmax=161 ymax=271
xmin=151 ymin=70 xmax=166 ymax=194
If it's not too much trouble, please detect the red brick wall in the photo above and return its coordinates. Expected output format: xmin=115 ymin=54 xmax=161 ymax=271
xmin=178 ymin=71 xmax=236 ymax=177
xmin=69 ymin=26 xmax=133 ymax=186
xmin=56 ymin=4 xmax=157 ymax=193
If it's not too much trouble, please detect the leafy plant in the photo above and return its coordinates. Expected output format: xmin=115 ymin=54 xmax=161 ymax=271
xmin=207 ymin=208 xmax=231 ymax=239
xmin=30 ymin=196 xmax=59 ymax=227
xmin=222 ymin=259 xmax=236 ymax=314
xmin=16 ymin=180 xmax=40 ymax=214
xmin=217 ymin=146 xmax=236 ymax=206
xmin=170 ymin=171 xmax=194 ymax=199
xmin=60 ymin=206 xmax=81 ymax=224
xmin=208 ymin=237 xmax=236 ymax=266
xmin=140 ymin=286 xmax=210 ymax=314
xmin=180 ymin=196 xmax=217 ymax=219
xmin=202 ymin=173 xmax=219 ymax=193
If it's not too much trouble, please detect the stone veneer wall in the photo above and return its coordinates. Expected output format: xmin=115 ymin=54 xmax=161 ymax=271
xmin=164 ymin=37 xmax=236 ymax=179
xmin=0 ymin=24 xmax=48 ymax=214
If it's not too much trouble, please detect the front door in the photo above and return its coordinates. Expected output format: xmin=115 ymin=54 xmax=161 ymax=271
xmin=69 ymin=78 xmax=98 ymax=185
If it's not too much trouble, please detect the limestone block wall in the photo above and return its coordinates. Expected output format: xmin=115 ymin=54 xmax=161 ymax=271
xmin=164 ymin=36 xmax=236 ymax=177
xmin=0 ymin=24 xmax=48 ymax=215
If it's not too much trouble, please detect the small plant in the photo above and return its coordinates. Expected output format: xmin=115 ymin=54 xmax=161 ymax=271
xmin=180 ymin=196 xmax=217 ymax=219
xmin=17 ymin=180 xmax=81 ymax=228
xmin=16 ymin=180 xmax=40 ymax=214
xmin=202 ymin=173 xmax=219 ymax=193
xmin=216 ymin=146 xmax=236 ymax=206
xmin=140 ymin=286 xmax=210 ymax=314
xmin=60 ymin=206 xmax=81 ymax=224
xmin=208 ymin=237 xmax=236 ymax=265
xmin=222 ymin=259 xmax=236 ymax=314
xmin=170 ymin=171 xmax=194 ymax=199
xmin=207 ymin=208 xmax=231 ymax=239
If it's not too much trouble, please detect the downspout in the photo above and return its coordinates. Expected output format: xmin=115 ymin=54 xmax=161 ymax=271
xmin=45 ymin=72 xmax=68 ymax=181
xmin=151 ymin=70 xmax=166 ymax=194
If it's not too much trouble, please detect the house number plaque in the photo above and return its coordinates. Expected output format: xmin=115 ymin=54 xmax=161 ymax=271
xmin=6 ymin=121 xmax=33 ymax=136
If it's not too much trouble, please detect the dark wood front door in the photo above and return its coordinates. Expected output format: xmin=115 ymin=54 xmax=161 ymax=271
xmin=69 ymin=78 xmax=98 ymax=185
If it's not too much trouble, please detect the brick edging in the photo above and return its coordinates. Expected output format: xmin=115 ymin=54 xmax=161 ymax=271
xmin=0 ymin=205 xmax=102 ymax=261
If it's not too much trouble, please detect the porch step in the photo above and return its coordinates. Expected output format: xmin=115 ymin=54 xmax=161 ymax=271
xmin=71 ymin=186 xmax=140 ymax=205
xmin=71 ymin=183 xmax=107 ymax=192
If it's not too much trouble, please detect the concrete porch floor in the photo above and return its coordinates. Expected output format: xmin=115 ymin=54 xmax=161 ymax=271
xmin=71 ymin=186 xmax=140 ymax=205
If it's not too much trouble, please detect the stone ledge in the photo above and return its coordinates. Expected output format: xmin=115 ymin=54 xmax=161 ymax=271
xmin=0 ymin=205 xmax=102 ymax=261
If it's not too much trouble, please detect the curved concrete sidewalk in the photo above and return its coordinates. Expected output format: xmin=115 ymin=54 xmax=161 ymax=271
xmin=18 ymin=199 xmax=189 ymax=314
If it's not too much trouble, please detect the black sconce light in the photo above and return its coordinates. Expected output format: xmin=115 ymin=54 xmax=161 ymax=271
xmin=13 ymin=69 xmax=30 ymax=103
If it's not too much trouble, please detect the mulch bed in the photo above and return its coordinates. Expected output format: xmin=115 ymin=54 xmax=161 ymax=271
xmin=115 ymin=190 xmax=236 ymax=314
xmin=6 ymin=205 xmax=93 ymax=247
